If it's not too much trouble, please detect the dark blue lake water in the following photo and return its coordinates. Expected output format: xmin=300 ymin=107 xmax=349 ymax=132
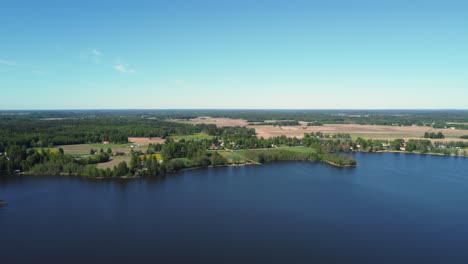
xmin=1 ymin=153 xmax=468 ymax=263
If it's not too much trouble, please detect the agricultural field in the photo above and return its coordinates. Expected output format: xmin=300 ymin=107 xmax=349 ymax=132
xmin=251 ymin=124 xmax=468 ymax=141
xmin=128 ymin=137 xmax=165 ymax=145
xmin=96 ymin=156 xmax=132 ymax=169
xmin=178 ymin=117 xmax=468 ymax=142
xmin=171 ymin=116 xmax=249 ymax=127
xmin=57 ymin=143 xmax=146 ymax=155
xmin=170 ymin=133 xmax=214 ymax=141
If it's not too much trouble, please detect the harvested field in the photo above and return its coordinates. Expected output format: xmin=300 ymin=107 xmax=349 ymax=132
xmin=172 ymin=117 xmax=248 ymax=127
xmin=175 ymin=116 xmax=468 ymax=142
xmin=128 ymin=137 xmax=165 ymax=145
xmin=96 ymin=156 xmax=131 ymax=169
xmin=251 ymin=124 xmax=468 ymax=141
xmin=170 ymin=117 xmax=468 ymax=141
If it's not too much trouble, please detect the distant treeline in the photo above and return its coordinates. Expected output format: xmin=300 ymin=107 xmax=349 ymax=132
xmin=249 ymin=121 xmax=300 ymax=126
xmin=307 ymin=122 xmax=324 ymax=126
xmin=3 ymin=110 xmax=468 ymax=128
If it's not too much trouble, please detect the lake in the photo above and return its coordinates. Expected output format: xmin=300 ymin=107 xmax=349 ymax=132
xmin=1 ymin=153 xmax=468 ymax=263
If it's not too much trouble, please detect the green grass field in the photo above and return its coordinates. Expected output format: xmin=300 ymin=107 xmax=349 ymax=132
xmin=215 ymin=150 xmax=246 ymax=163
xmin=275 ymin=146 xmax=318 ymax=154
xmin=58 ymin=143 xmax=146 ymax=155
xmin=215 ymin=146 xmax=317 ymax=164
xmin=33 ymin=147 xmax=59 ymax=154
xmin=170 ymin=133 xmax=214 ymax=141
xmin=89 ymin=143 xmax=132 ymax=149
xmin=140 ymin=153 xmax=162 ymax=161
xmin=349 ymin=133 xmax=416 ymax=140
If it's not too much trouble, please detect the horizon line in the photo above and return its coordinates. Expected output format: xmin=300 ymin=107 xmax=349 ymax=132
xmin=1 ymin=108 xmax=468 ymax=111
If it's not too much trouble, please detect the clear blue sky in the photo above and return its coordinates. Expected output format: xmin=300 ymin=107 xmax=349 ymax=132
xmin=1 ymin=0 xmax=467 ymax=109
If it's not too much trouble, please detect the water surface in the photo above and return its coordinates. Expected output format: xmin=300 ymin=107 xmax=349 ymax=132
xmin=1 ymin=153 xmax=468 ymax=263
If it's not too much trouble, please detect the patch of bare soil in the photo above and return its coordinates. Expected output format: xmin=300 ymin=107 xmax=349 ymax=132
xmin=128 ymin=137 xmax=165 ymax=145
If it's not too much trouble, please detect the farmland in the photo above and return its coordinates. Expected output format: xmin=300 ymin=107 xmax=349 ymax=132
xmin=178 ymin=117 xmax=468 ymax=142
xmin=169 ymin=133 xmax=215 ymax=141
xmin=58 ymin=143 xmax=146 ymax=155
xmin=96 ymin=156 xmax=132 ymax=169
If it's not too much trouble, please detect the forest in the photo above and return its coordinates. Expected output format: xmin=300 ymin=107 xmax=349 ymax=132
xmin=1 ymin=110 xmax=468 ymax=178
xmin=4 ymin=109 xmax=468 ymax=128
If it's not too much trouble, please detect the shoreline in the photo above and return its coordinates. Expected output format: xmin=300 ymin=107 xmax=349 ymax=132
xmin=354 ymin=149 xmax=468 ymax=158
xmin=321 ymin=160 xmax=358 ymax=168
xmin=13 ymin=150 xmax=465 ymax=179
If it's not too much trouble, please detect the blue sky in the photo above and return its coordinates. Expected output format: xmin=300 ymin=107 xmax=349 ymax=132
xmin=1 ymin=0 xmax=467 ymax=109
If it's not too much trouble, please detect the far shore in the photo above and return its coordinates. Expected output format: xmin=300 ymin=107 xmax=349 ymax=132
xmin=13 ymin=149 xmax=466 ymax=180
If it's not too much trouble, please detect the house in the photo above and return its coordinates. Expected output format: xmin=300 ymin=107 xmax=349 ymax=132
xmin=400 ymin=143 xmax=406 ymax=151
xmin=209 ymin=143 xmax=219 ymax=150
xmin=102 ymin=141 xmax=110 ymax=145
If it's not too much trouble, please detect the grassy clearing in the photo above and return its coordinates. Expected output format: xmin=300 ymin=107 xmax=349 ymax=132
xmin=33 ymin=147 xmax=59 ymax=154
xmin=58 ymin=144 xmax=96 ymax=155
xmin=58 ymin=143 xmax=146 ymax=155
xmin=215 ymin=150 xmax=246 ymax=163
xmin=276 ymin=146 xmax=318 ymax=154
xmin=96 ymin=156 xmax=131 ymax=169
xmin=89 ymin=143 xmax=132 ymax=149
xmin=140 ymin=153 xmax=162 ymax=161
xmin=349 ymin=133 xmax=416 ymax=140
xmin=170 ymin=133 xmax=214 ymax=141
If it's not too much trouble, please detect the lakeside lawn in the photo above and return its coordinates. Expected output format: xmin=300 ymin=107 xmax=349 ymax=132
xmin=215 ymin=146 xmax=319 ymax=165
xmin=215 ymin=150 xmax=247 ymax=163
xmin=275 ymin=146 xmax=318 ymax=154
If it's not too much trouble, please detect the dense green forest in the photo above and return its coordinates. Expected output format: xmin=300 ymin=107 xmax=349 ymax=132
xmin=0 ymin=117 xmax=223 ymax=150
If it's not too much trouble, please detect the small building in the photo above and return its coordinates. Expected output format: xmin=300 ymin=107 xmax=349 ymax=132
xmin=209 ymin=143 xmax=219 ymax=150
xmin=102 ymin=141 xmax=110 ymax=145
